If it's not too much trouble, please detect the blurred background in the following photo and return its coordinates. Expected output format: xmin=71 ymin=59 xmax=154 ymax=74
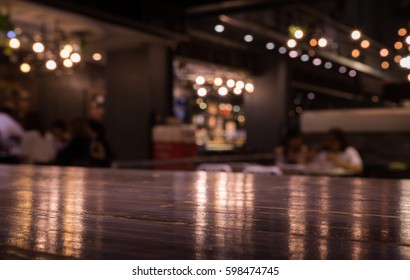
xmin=0 ymin=0 xmax=409 ymax=178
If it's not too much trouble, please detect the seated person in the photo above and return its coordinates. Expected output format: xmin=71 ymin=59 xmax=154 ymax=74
xmin=20 ymin=111 xmax=56 ymax=165
xmin=312 ymin=128 xmax=363 ymax=174
xmin=0 ymin=106 xmax=24 ymax=164
xmin=275 ymin=130 xmax=309 ymax=165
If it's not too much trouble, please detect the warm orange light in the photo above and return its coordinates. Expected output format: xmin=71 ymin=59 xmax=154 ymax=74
xmin=92 ymin=53 xmax=102 ymax=61
xmin=394 ymin=41 xmax=403 ymax=50
xmin=398 ymin=28 xmax=407 ymax=37
xmin=214 ymin=77 xmax=223 ymax=86
xmin=379 ymin=48 xmax=389 ymax=57
xmin=309 ymin=38 xmax=317 ymax=47
xmin=408 ymin=73 xmax=410 ymax=82
xmin=381 ymin=61 xmax=389 ymax=69
xmin=394 ymin=55 xmax=402 ymax=63
xmin=20 ymin=63 xmax=31 ymax=73
xmin=351 ymin=49 xmax=360 ymax=58
xmin=360 ymin=40 xmax=370 ymax=48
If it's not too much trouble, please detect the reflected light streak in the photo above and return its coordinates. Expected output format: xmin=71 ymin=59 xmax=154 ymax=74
xmin=288 ymin=177 xmax=307 ymax=259
xmin=378 ymin=186 xmax=391 ymax=258
xmin=399 ymin=180 xmax=410 ymax=258
xmin=243 ymin=174 xmax=255 ymax=254
xmin=48 ymin=180 xmax=60 ymax=251
xmin=231 ymin=173 xmax=254 ymax=255
xmin=8 ymin=169 xmax=35 ymax=249
xmin=194 ymin=172 xmax=208 ymax=259
xmin=94 ymin=185 xmax=105 ymax=252
xmin=193 ymin=172 xmax=255 ymax=258
xmin=318 ymin=184 xmax=330 ymax=259
xmin=233 ymin=175 xmax=245 ymax=255
xmin=34 ymin=173 xmax=61 ymax=254
xmin=350 ymin=179 xmax=366 ymax=259
xmin=244 ymin=173 xmax=255 ymax=227
xmin=215 ymin=172 xmax=228 ymax=258
xmin=380 ymin=186 xmax=390 ymax=242
xmin=62 ymin=169 xmax=85 ymax=258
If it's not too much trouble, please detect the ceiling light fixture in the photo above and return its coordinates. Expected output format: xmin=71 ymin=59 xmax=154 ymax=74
xmin=318 ymin=38 xmax=327 ymax=47
xmin=351 ymin=30 xmax=361 ymax=40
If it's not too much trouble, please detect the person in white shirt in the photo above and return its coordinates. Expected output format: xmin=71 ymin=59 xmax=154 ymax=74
xmin=313 ymin=128 xmax=363 ymax=174
xmin=20 ymin=112 xmax=56 ymax=165
xmin=0 ymin=107 xmax=24 ymax=163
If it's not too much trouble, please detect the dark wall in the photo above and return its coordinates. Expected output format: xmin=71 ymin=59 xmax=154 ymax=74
xmin=33 ymin=64 xmax=105 ymax=126
xmin=104 ymin=44 xmax=172 ymax=161
xmin=148 ymin=45 xmax=173 ymax=118
xmin=244 ymin=57 xmax=288 ymax=153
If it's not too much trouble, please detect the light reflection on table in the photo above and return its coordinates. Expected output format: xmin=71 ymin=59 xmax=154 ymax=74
xmin=0 ymin=164 xmax=410 ymax=259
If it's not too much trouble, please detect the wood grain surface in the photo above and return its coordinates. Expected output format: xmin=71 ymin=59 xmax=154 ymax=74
xmin=0 ymin=164 xmax=409 ymax=260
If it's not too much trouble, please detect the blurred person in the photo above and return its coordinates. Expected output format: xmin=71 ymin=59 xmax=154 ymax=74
xmin=195 ymin=125 xmax=210 ymax=146
xmin=88 ymin=118 xmax=114 ymax=167
xmin=89 ymin=102 xmax=105 ymax=122
xmin=0 ymin=106 xmax=24 ymax=164
xmin=312 ymin=128 xmax=363 ymax=174
xmin=275 ymin=129 xmax=309 ymax=164
xmin=56 ymin=117 xmax=93 ymax=167
xmin=50 ymin=119 xmax=71 ymax=152
xmin=20 ymin=111 xmax=55 ymax=165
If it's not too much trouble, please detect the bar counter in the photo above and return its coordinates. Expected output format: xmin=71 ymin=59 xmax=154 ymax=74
xmin=0 ymin=164 xmax=410 ymax=260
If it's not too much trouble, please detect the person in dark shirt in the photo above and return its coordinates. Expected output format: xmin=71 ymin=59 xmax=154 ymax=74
xmin=56 ymin=117 xmax=114 ymax=168
xmin=88 ymin=118 xmax=114 ymax=167
xmin=274 ymin=130 xmax=309 ymax=165
xmin=0 ymin=106 xmax=24 ymax=164
xmin=56 ymin=118 xmax=92 ymax=167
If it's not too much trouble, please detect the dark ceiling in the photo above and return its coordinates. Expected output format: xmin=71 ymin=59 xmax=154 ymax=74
xmin=27 ymin=0 xmax=410 ymax=43
xmin=24 ymin=0 xmax=410 ymax=101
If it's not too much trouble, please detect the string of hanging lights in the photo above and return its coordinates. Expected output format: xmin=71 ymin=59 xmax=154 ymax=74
xmin=0 ymin=5 xmax=89 ymax=74
xmin=207 ymin=5 xmax=410 ymax=83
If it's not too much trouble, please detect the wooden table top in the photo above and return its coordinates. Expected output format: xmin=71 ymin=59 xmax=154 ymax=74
xmin=0 ymin=164 xmax=409 ymax=260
